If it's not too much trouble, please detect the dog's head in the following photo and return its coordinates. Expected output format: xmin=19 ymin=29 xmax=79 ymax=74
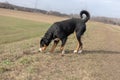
xmin=39 ymin=37 xmax=49 ymax=52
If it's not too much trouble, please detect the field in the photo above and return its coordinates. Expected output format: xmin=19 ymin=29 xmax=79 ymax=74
xmin=0 ymin=9 xmax=120 ymax=80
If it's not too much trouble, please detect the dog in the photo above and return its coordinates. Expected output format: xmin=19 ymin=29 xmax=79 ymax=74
xmin=39 ymin=10 xmax=90 ymax=55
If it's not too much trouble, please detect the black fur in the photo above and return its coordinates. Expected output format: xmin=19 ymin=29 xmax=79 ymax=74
xmin=40 ymin=10 xmax=90 ymax=51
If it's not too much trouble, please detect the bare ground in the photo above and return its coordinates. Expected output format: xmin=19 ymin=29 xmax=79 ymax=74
xmin=0 ymin=9 xmax=120 ymax=80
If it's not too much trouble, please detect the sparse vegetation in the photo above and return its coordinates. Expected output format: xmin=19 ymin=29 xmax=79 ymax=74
xmin=0 ymin=9 xmax=120 ymax=80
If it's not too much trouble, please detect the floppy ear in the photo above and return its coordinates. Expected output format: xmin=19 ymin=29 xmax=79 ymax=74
xmin=44 ymin=39 xmax=49 ymax=45
xmin=41 ymin=37 xmax=46 ymax=42
xmin=40 ymin=37 xmax=44 ymax=43
xmin=40 ymin=37 xmax=48 ymax=46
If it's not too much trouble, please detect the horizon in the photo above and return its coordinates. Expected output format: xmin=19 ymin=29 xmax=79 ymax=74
xmin=0 ymin=0 xmax=120 ymax=18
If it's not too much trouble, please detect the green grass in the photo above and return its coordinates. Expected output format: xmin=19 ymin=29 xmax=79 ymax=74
xmin=0 ymin=15 xmax=50 ymax=44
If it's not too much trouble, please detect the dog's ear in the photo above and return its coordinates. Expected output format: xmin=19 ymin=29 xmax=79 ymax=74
xmin=40 ymin=37 xmax=43 ymax=43
xmin=40 ymin=37 xmax=48 ymax=45
xmin=41 ymin=37 xmax=46 ymax=41
xmin=44 ymin=39 xmax=49 ymax=46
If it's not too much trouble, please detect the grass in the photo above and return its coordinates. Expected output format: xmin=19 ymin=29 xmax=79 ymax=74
xmin=0 ymin=9 xmax=120 ymax=80
xmin=0 ymin=8 xmax=67 ymax=24
xmin=0 ymin=15 xmax=50 ymax=44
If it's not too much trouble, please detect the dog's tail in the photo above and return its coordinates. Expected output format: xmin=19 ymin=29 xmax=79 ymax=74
xmin=80 ymin=10 xmax=90 ymax=23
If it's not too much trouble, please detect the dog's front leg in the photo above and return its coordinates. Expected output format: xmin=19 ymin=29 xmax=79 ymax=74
xmin=49 ymin=39 xmax=59 ymax=53
xmin=60 ymin=46 xmax=65 ymax=54
xmin=60 ymin=38 xmax=67 ymax=55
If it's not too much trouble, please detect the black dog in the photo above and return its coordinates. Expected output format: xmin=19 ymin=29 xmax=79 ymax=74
xmin=39 ymin=10 xmax=90 ymax=54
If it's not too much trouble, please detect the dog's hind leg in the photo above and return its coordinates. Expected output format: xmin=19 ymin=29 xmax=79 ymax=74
xmin=49 ymin=38 xmax=60 ymax=53
xmin=74 ymin=32 xmax=83 ymax=53
xmin=78 ymin=39 xmax=83 ymax=54
xmin=74 ymin=38 xmax=83 ymax=53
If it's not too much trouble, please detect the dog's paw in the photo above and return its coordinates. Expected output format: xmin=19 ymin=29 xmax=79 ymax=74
xmin=62 ymin=50 xmax=65 ymax=54
xmin=78 ymin=50 xmax=82 ymax=54
xmin=73 ymin=50 xmax=82 ymax=54
xmin=73 ymin=50 xmax=77 ymax=53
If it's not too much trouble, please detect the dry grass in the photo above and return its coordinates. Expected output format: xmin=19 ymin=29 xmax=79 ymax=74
xmin=0 ymin=9 xmax=120 ymax=80
xmin=0 ymin=8 xmax=68 ymax=24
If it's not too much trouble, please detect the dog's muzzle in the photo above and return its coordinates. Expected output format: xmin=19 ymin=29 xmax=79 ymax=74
xmin=38 ymin=47 xmax=47 ymax=52
xmin=39 ymin=48 xmax=42 ymax=52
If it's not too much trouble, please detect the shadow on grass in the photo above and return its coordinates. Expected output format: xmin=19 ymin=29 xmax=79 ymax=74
xmin=56 ymin=50 xmax=120 ymax=54
xmin=23 ymin=50 xmax=38 ymax=55
xmin=83 ymin=50 xmax=120 ymax=54
xmin=23 ymin=49 xmax=120 ymax=55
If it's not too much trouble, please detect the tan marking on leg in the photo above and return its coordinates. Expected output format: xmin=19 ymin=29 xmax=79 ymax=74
xmin=74 ymin=32 xmax=83 ymax=53
xmin=60 ymin=46 xmax=64 ymax=51
xmin=74 ymin=32 xmax=79 ymax=53
xmin=60 ymin=46 xmax=65 ymax=56
xmin=76 ymin=43 xmax=80 ymax=51
xmin=50 ymin=38 xmax=59 ymax=53
xmin=50 ymin=43 xmax=57 ymax=53
xmin=74 ymin=43 xmax=80 ymax=53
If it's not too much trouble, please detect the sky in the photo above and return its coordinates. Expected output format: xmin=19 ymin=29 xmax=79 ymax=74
xmin=0 ymin=0 xmax=120 ymax=18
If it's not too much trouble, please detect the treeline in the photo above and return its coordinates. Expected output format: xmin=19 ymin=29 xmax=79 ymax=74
xmin=0 ymin=2 xmax=120 ymax=26
xmin=0 ymin=2 xmax=69 ymax=17
xmin=70 ymin=14 xmax=120 ymax=26
xmin=91 ymin=17 xmax=120 ymax=26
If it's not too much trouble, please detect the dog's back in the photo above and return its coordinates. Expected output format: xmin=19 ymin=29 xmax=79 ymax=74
xmin=47 ymin=17 xmax=88 ymax=39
